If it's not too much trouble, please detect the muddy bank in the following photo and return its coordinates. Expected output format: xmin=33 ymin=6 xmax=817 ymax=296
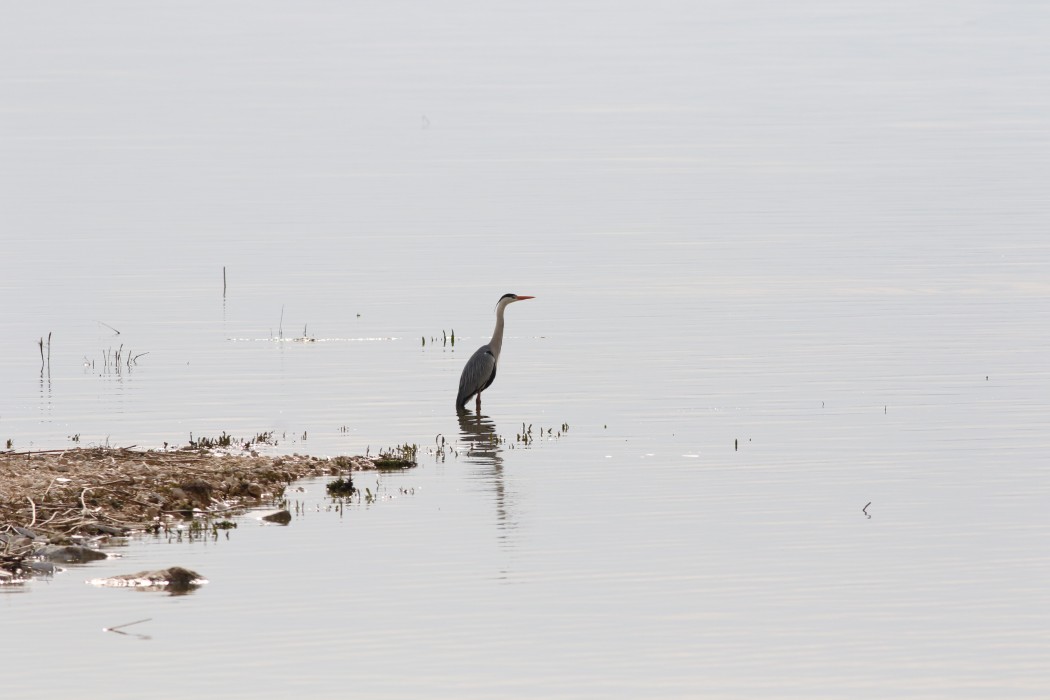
xmin=0 ymin=445 xmax=414 ymax=546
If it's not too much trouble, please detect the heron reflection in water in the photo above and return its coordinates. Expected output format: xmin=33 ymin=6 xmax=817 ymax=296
xmin=456 ymin=409 xmax=512 ymax=533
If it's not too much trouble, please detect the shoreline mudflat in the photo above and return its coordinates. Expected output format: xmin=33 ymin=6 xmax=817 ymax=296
xmin=0 ymin=446 xmax=384 ymax=543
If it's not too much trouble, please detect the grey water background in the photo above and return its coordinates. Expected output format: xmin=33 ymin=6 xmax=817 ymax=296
xmin=2 ymin=1 xmax=1049 ymax=697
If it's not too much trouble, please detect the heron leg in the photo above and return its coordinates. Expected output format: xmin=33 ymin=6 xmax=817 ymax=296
xmin=476 ymin=392 xmax=482 ymax=411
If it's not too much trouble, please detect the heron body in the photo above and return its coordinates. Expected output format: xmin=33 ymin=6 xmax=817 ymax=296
xmin=456 ymin=293 xmax=534 ymax=410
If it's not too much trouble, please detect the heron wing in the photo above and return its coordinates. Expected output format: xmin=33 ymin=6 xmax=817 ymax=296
xmin=457 ymin=345 xmax=497 ymax=408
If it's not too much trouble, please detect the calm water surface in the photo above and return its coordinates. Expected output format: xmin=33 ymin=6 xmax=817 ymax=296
xmin=2 ymin=1 xmax=1049 ymax=698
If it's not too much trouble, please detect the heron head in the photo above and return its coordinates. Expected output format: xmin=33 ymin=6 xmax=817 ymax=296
xmin=496 ymin=293 xmax=535 ymax=309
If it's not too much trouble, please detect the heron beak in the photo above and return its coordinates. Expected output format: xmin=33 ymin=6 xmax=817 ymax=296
xmin=515 ymin=295 xmax=535 ymax=301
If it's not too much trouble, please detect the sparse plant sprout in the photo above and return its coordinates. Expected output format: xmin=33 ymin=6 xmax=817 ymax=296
xmin=374 ymin=443 xmax=418 ymax=470
xmin=326 ymin=475 xmax=356 ymax=497
xmin=253 ymin=431 xmax=277 ymax=446
xmin=94 ymin=343 xmax=147 ymax=375
xmin=189 ymin=432 xmax=234 ymax=449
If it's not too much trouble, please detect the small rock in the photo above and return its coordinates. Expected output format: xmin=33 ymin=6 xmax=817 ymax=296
xmin=34 ymin=544 xmax=108 ymax=563
xmin=261 ymin=510 xmax=292 ymax=525
xmin=179 ymin=479 xmax=213 ymax=506
xmin=27 ymin=561 xmax=58 ymax=575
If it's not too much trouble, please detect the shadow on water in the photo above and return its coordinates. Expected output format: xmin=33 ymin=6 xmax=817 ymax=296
xmin=456 ymin=409 xmax=513 ymax=535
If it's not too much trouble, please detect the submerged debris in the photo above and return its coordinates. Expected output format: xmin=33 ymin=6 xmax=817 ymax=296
xmin=88 ymin=566 xmax=207 ymax=594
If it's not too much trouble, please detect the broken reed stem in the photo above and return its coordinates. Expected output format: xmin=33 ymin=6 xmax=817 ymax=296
xmin=80 ymin=487 xmax=93 ymax=514
xmin=37 ymin=334 xmax=52 ymax=375
xmin=2 ymin=448 xmax=70 ymax=457
xmin=42 ymin=477 xmax=60 ymax=498
xmin=105 ymin=618 xmax=152 ymax=632
xmin=26 ymin=496 xmax=36 ymax=527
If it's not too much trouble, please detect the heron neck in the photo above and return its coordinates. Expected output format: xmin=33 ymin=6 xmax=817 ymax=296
xmin=489 ymin=304 xmax=507 ymax=360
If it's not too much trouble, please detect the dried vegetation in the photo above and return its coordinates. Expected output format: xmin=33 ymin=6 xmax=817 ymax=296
xmin=0 ymin=445 xmax=412 ymax=582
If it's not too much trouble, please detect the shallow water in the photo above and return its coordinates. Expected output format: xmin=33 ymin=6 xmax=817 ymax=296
xmin=3 ymin=1 xmax=1050 ymax=697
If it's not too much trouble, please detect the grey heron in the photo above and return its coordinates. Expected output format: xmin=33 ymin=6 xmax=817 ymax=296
xmin=456 ymin=293 xmax=535 ymax=410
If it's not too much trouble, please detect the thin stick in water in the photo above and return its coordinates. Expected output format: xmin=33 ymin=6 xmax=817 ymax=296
xmin=104 ymin=618 xmax=153 ymax=632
